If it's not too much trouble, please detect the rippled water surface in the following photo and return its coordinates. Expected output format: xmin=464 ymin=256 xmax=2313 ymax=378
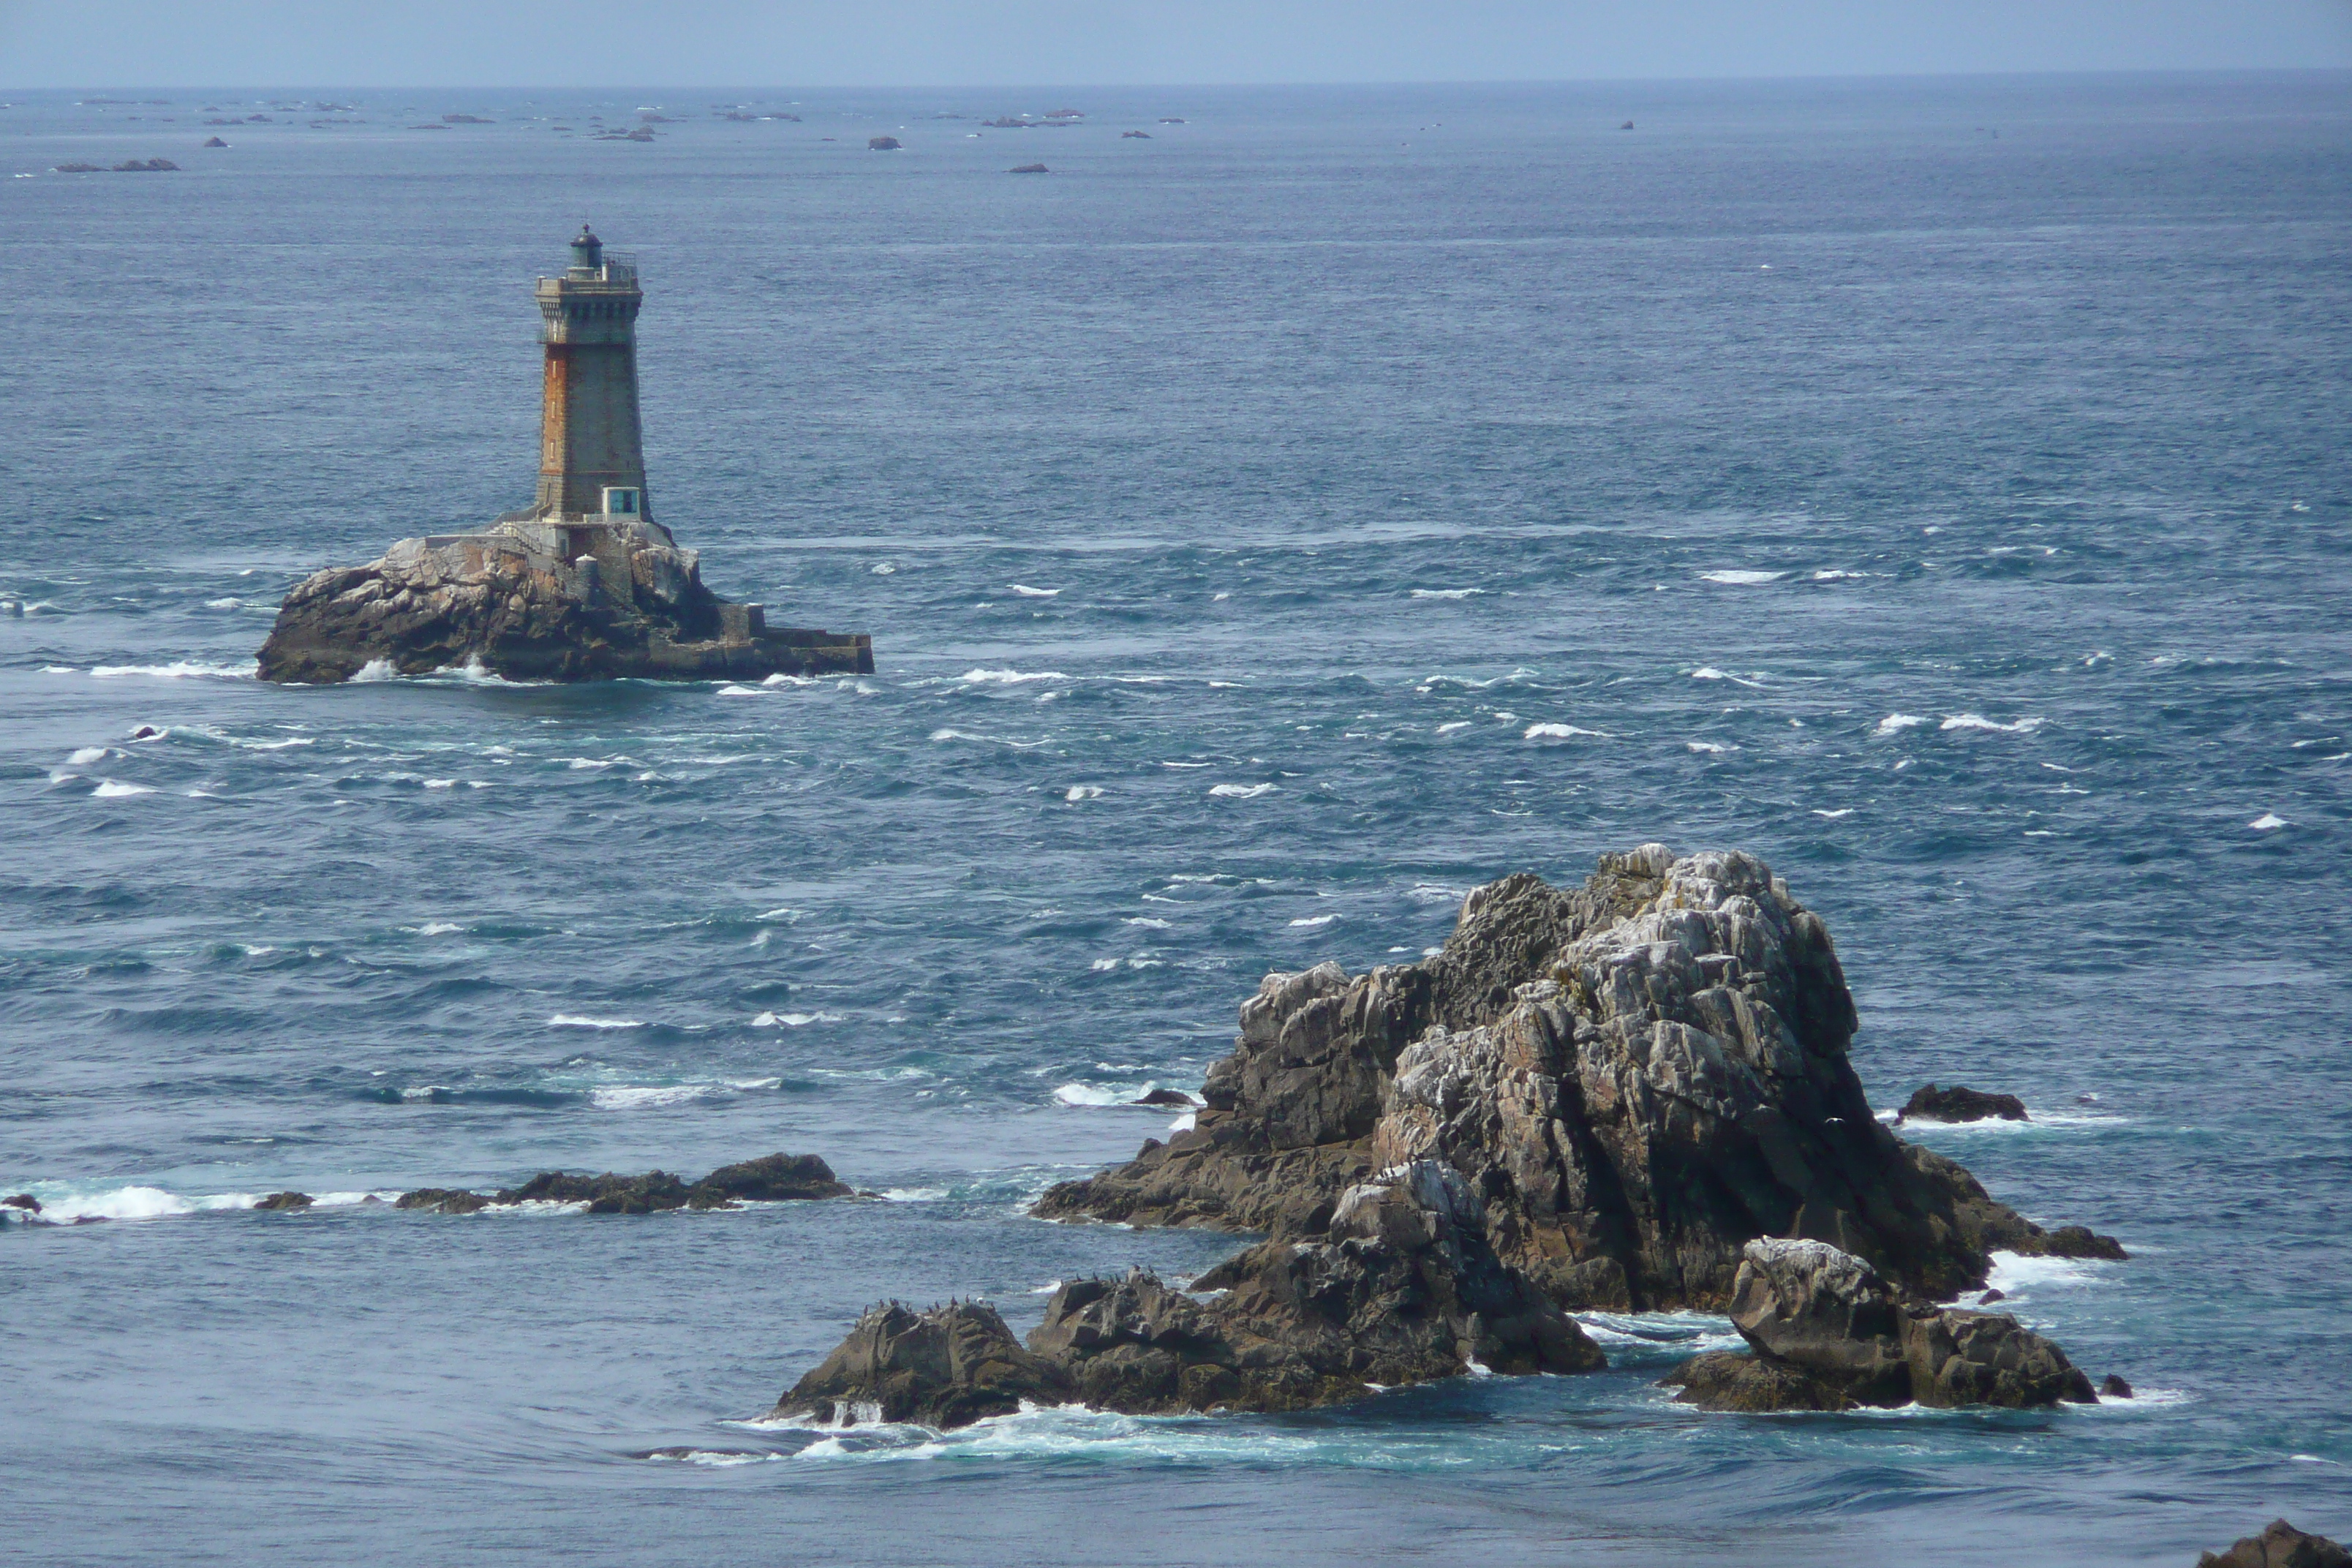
xmin=4 ymin=75 xmax=2349 ymax=1566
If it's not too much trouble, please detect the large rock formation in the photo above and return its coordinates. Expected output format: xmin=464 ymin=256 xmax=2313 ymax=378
xmin=257 ymin=517 xmax=870 ymax=683
xmin=1039 ymin=846 xmax=2123 ymax=1311
xmin=2196 ymin=1520 xmax=2352 ymax=1568
xmin=1662 ymin=1238 xmax=2098 ymax=1411
xmin=1899 ymin=1083 xmax=2029 ymax=1123
xmin=772 ymin=1161 xmax=1605 ymax=1430
xmin=395 ymin=1153 xmax=852 ymax=1215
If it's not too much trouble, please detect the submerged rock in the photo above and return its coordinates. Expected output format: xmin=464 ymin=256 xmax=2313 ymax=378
xmin=395 ymin=1153 xmax=850 ymax=1215
xmin=2195 ymin=1520 xmax=2351 ymax=1568
xmin=1662 ymin=1238 xmax=2097 ymax=1411
xmin=777 ymin=1160 xmax=1603 ymax=1430
xmin=1040 ymin=847 xmax=2122 ymax=1310
xmin=2 ymin=1194 xmax=40 ymax=1213
xmin=1899 ymin=1082 xmax=2029 ymax=1123
xmin=257 ymin=519 xmax=870 ymax=684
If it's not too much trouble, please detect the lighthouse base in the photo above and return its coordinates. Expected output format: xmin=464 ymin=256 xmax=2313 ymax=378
xmin=256 ymin=516 xmax=872 ymax=685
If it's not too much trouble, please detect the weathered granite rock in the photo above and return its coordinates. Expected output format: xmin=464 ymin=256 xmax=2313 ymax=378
xmin=774 ymin=1300 xmax=1074 ymax=1428
xmin=395 ymin=1153 xmax=851 ymax=1215
xmin=2196 ymin=1520 xmax=2352 ymax=1568
xmin=1665 ymin=1239 xmax=2098 ymax=1411
xmin=257 ymin=518 xmax=870 ymax=684
xmin=253 ymin=1191 xmax=314 ymax=1211
xmin=780 ymin=1161 xmax=1603 ymax=1430
xmin=1899 ymin=1083 xmax=2029 ymax=1123
xmin=1041 ymin=847 xmax=2122 ymax=1310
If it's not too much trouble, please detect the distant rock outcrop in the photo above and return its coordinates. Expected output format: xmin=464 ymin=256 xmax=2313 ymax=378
xmin=869 ymin=135 xmax=902 ymax=150
xmin=257 ymin=519 xmax=870 ymax=683
xmin=1009 ymin=162 xmax=1048 ymax=173
xmin=773 ymin=1160 xmax=1604 ymax=1430
xmin=1663 ymin=1238 xmax=2100 ymax=1411
xmin=1039 ymin=847 xmax=2124 ymax=1310
xmin=2195 ymin=1520 xmax=2351 ymax=1568
xmin=1899 ymin=1083 xmax=2029 ymax=1123
xmin=394 ymin=1153 xmax=851 ymax=1215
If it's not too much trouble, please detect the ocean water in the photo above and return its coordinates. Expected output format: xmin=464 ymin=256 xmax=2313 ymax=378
xmin=3 ymin=75 xmax=2349 ymax=1566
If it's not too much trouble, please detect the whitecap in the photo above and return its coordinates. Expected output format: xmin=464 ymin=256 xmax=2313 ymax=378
xmin=29 ymin=1185 xmax=259 ymax=1223
xmin=91 ymin=660 xmax=254 ymax=679
xmin=1698 ymin=570 xmax=1786 ymax=585
xmin=1688 ymin=742 xmax=1733 ymax=754
xmin=66 ymin=746 xmax=108 ymax=765
xmin=957 ymin=668 xmax=1067 ymax=684
xmin=1524 ymin=723 xmax=1611 ymax=740
xmin=1089 ymin=957 xmax=1121 ymax=971
xmin=870 ymin=562 xmax=897 ymax=575
xmin=1287 ymin=914 xmax=1337 ymax=928
xmin=752 ymin=1011 xmax=841 ymax=1028
xmin=1874 ymin=713 xmax=1929 ymax=736
xmin=881 ymin=1187 xmax=947 ymax=1202
xmin=1123 ymin=916 xmax=1170 ymax=929
xmin=424 ymin=778 xmax=456 ymax=789
xmin=589 ymin=1084 xmax=726 ymax=1109
xmin=1053 ymin=1082 xmax=1128 ymax=1107
xmin=2248 ymin=813 xmax=2288 ymax=831
xmin=715 ymin=684 xmax=763 ymax=696
xmin=547 ymin=1014 xmax=646 ymax=1030
xmin=1812 ymin=808 xmax=1853 ymax=819
xmin=415 ymin=921 xmax=464 ymax=936
xmin=761 ymin=672 xmax=816 ymax=687
xmin=1434 ymin=721 xmax=1471 ymax=734
xmin=1941 ymin=713 xmax=2044 ymax=734
xmin=1065 ymin=785 xmax=1103 ymax=801
xmin=91 ymin=780 xmax=155 ymax=798
xmin=1009 ymin=584 xmax=1061 ymax=598
xmin=1409 ymin=588 xmax=1482 ymax=600
xmin=1689 ymin=667 xmax=1767 ymax=687
xmin=1208 ymin=783 xmax=1277 ymax=798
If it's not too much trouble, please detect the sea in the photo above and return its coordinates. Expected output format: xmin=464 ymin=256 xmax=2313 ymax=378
xmin=2 ymin=74 xmax=2348 ymax=1567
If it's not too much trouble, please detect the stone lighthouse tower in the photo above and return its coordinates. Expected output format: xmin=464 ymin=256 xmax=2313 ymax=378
xmin=533 ymin=224 xmax=649 ymax=521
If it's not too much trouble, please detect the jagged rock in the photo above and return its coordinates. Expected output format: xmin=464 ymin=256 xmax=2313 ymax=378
xmin=1666 ymin=1239 xmax=2097 ymax=1411
xmin=774 ymin=1301 xmax=1074 ymax=1428
xmin=203 ymin=136 xmax=228 ymax=147
xmin=258 ymin=520 xmax=870 ymax=683
xmin=2099 ymin=1372 xmax=2134 ymax=1398
xmin=394 ymin=1153 xmax=851 ymax=1215
xmin=783 ymin=1161 xmax=1603 ymax=1430
xmin=2196 ymin=1520 xmax=2351 ymax=1568
xmin=1899 ymin=1083 xmax=2028 ymax=1123
xmin=253 ymin=1191 xmax=314 ymax=1211
xmin=1041 ymin=847 xmax=2122 ymax=1310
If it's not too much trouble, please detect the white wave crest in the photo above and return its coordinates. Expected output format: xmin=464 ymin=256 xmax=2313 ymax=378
xmin=547 ymin=1014 xmax=646 ymax=1030
xmin=1209 ymin=783 xmax=1278 ymax=798
xmin=1409 ymin=587 xmax=1482 ymax=599
xmin=1065 ymin=785 xmax=1103 ymax=801
xmin=90 ymin=661 xmax=254 ymax=679
xmin=752 ymin=1011 xmax=842 ymax=1027
xmin=92 ymin=780 xmax=155 ymax=798
xmin=1009 ymin=584 xmax=1061 ymax=598
xmin=957 ymin=668 xmax=1067 ymax=684
xmin=1874 ymin=713 xmax=1930 ymax=736
xmin=1288 ymin=914 xmax=1337 ymax=928
xmin=1941 ymin=713 xmax=2044 ymax=734
xmin=1525 ymin=723 xmax=1612 ymax=739
xmin=349 ymin=658 xmax=400 ymax=682
xmin=2249 ymin=813 xmax=2288 ymax=831
xmin=1698 ymin=570 xmax=1786 ymax=585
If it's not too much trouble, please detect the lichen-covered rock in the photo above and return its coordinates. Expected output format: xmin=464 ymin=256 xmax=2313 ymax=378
xmin=257 ymin=516 xmax=870 ymax=683
xmin=1667 ymin=1238 xmax=2097 ymax=1411
xmin=1899 ymin=1083 xmax=2029 ymax=1123
xmin=1040 ymin=847 xmax=2123 ymax=1311
xmin=784 ymin=1161 xmax=1604 ymax=1431
xmin=772 ymin=1301 xmax=1073 ymax=1428
xmin=2196 ymin=1520 xmax=2352 ymax=1568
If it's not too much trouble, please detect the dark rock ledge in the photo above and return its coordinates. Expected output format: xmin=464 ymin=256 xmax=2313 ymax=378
xmin=1898 ymin=1082 xmax=2029 ymax=1123
xmin=772 ymin=1160 xmax=1605 ymax=1430
xmin=2195 ymin=1520 xmax=2350 ymax=1568
xmin=1661 ymin=1237 xmax=2101 ymax=1411
xmin=396 ymin=1153 xmax=850 ymax=1215
xmin=1037 ymin=845 xmax=2124 ymax=1313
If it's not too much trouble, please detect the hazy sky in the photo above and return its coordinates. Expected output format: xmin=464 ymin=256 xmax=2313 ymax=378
xmin=4 ymin=0 xmax=2350 ymax=88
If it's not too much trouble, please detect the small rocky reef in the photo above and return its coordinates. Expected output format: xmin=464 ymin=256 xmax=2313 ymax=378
xmin=773 ymin=1160 xmax=1605 ymax=1430
xmin=2196 ymin=1520 xmax=2350 ymax=1568
xmin=1899 ymin=1082 xmax=2029 ymax=1123
xmin=394 ymin=1153 xmax=851 ymax=1215
xmin=257 ymin=516 xmax=870 ymax=684
xmin=1039 ymin=845 xmax=2122 ymax=1313
xmin=1662 ymin=1237 xmax=2098 ymax=1411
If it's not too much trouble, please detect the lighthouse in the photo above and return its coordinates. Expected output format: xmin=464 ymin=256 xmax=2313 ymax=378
xmin=533 ymin=224 xmax=649 ymax=521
